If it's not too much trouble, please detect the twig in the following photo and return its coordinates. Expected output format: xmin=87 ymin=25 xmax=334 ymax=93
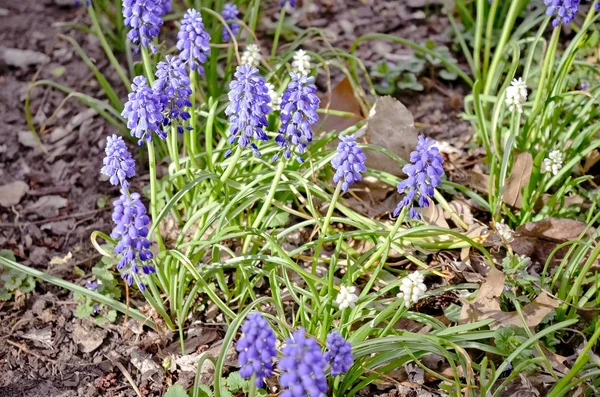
xmin=111 ymin=358 xmax=143 ymax=397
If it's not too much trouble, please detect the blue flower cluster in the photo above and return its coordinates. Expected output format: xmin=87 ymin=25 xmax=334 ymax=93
xmin=274 ymin=73 xmax=320 ymax=163
xmin=122 ymin=0 xmax=164 ymax=54
xmin=177 ymin=9 xmax=211 ymax=73
xmin=157 ymin=0 xmax=171 ymax=16
xmin=111 ymin=191 xmax=154 ymax=290
xmin=122 ymin=76 xmax=166 ymax=145
xmin=394 ymin=135 xmax=444 ymax=220
xmin=544 ymin=0 xmax=599 ymax=27
xmin=101 ymin=135 xmax=136 ymax=188
xmin=225 ymin=65 xmax=272 ymax=157
xmin=221 ymin=3 xmax=240 ymax=42
xmin=153 ymin=56 xmax=193 ymax=134
xmin=331 ymin=135 xmax=366 ymax=192
xmin=281 ymin=0 xmax=296 ymax=7
xmin=324 ymin=331 xmax=353 ymax=376
xmin=236 ymin=313 xmax=278 ymax=388
xmin=279 ymin=328 xmax=328 ymax=397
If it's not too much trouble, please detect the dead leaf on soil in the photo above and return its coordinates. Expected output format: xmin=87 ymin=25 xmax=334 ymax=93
xmin=73 ymin=320 xmax=106 ymax=353
xmin=582 ymin=149 xmax=600 ymax=173
xmin=316 ymin=76 xmax=365 ymax=134
xmin=535 ymin=345 xmax=570 ymax=375
xmin=459 ymin=266 xmax=505 ymax=325
xmin=516 ymin=218 xmax=594 ymax=242
xmin=361 ymin=96 xmax=419 ymax=176
xmin=491 ymin=292 xmax=559 ymax=330
xmin=503 ymin=152 xmax=533 ymax=209
xmin=49 ymin=252 xmax=72 ymax=266
xmin=499 ymin=374 xmax=541 ymax=397
xmin=422 ymin=201 xmax=449 ymax=228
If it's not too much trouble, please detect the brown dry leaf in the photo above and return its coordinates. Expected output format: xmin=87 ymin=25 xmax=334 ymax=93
xmin=361 ymin=96 xmax=419 ymax=176
xmin=516 ymin=218 xmax=594 ymax=242
xmin=490 ymin=292 xmax=559 ymax=330
xmin=499 ymin=374 xmax=541 ymax=397
xmin=316 ymin=76 xmax=365 ymax=134
xmin=535 ymin=345 xmax=570 ymax=375
xmin=503 ymin=152 xmax=533 ymax=208
xmin=582 ymin=149 xmax=600 ymax=173
xmin=422 ymin=201 xmax=449 ymax=228
xmin=461 ymin=169 xmax=490 ymax=194
xmin=459 ymin=266 xmax=504 ymax=324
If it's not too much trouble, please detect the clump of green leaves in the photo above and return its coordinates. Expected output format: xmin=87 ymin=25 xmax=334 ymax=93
xmin=494 ymin=326 xmax=536 ymax=372
xmin=74 ymin=256 xmax=121 ymax=325
xmin=502 ymin=252 xmax=540 ymax=302
xmin=193 ymin=372 xmax=265 ymax=397
xmin=370 ymin=41 xmax=458 ymax=95
xmin=0 ymin=250 xmax=36 ymax=301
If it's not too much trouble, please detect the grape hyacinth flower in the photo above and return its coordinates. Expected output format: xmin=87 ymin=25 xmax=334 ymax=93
xmin=101 ymin=135 xmax=136 ymax=188
xmin=85 ymin=280 xmax=99 ymax=290
xmin=544 ymin=0 xmax=599 ymax=27
xmin=266 ymin=83 xmax=282 ymax=108
xmin=221 ymin=3 xmax=240 ymax=42
xmin=291 ymin=49 xmax=312 ymax=74
xmin=122 ymin=76 xmax=166 ymax=144
xmin=274 ymin=73 xmax=320 ymax=163
xmin=236 ymin=313 xmax=277 ymax=388
xmin=280 ymin=0 xmax=296 ymax=7
xmin=177 ymin=9 xmax=211 ymax=73
xmin=542 ymin=150 xmax=563 ymax=176
xmin=225 ymin=65 xmax=272 ymax=157
xmin=324 ymin=331 xmax=353 ymax=376
xmin=75 ymin=0 xmax=91 ymax=6
xmin=394 ymin=135 xmax=444 ymax=220
xmin=331 ymin=135 xmax=366 ymax=192
xmin=241 ymin=44 xmax=262 ymax=68
xmin=157 ymin=0 xmax=171 ymax=16
xmin=111 ymin=190 xmax=154 ymax=290
xmin=505 ymin=77 xmax=528 ymax=114
xmin=122 ymin=0 xmax=164 ymax=54
xmin=279 ymin=328 xmax=328 ymax=397
xmin=336 ymin=285 xmax=359 ymax=310
xmin=397 ymin=272 xmax=427 ymax=308
xmin=153 ymin=56 xmax=193 ymax=134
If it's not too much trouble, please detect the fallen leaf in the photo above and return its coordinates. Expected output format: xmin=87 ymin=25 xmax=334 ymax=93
xmin=73 ymin=320 xmax=106 ymax=353
xmin=27 ymin=195 xmax=68 ymax=217
xmin=0 ymin=47 xmax=50 ymax=68
xmin=0 ymin=181 xmax=29 ymax=207
xmin=491 ymin=292 xmax=559 ymax=330
xmin=535 ymin=345 xmax=569 ymax=374
xmin=516 ymin=218 xmax=594 ymax=242
xmin=130 ymin=347 xmax=161 ymax=381
xmin=49 ymin=252 xmax=72 ymax=266
xmin=499 ymin=374 xmax=541 ymax=397
xmin=503 ymin=152 xmax=533 ymax=209
xmin=22 ymin=327 xmax=53 ymax=347
xmin=316 ymin=76 xmax=365 ymax=134
xmin=361 ymin=96 xmax=419 ymax=176
xmin=459 ymin=266 xmax=505 ymax=325
xmin=421 ymin=201 xmax=449 ymax=228
xmin=582 ymin=149 xmax=600 ymax=173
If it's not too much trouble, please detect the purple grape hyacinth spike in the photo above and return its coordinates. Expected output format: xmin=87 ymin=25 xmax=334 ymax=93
xmin=225 ymin=64 xmax=272 ymax=157
xmin=153 ymin=55 xmax=193 ymax=134
xmin=331 ymin=134 xmax=366 ymax=192
xmin=122 ymin=76 xmax=166 ymax=145
xmin=177 ymin=9 xmax=211 ymax=73
xmin=324 ymin=331 xmax=353 ymax=376
xmin=221 ymin=3 xmax=240 ymax=42
xmin=394 ymin=135 xmax=444 ymax=220
xmin=278 ymin=328 xmax=328 ymax=397
xmin=236 ymin=313 xmax=277 ymax=388
xmin=101 ymin=135 xmax=136 ymax=188
xmin=273 ymin=72 xmax=320 ymax=163
xmin=110 ymin=190 xmax=154 ymax=290
xmin=122 ymin=0 xmax=163 ymax=54
xmin=544 ymin=0 xmax=600 ymax=27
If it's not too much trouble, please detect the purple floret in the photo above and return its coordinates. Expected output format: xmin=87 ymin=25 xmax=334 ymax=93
xmin=331 ymin=135 xmax=366 ymax=192
xmin=177 ymin=9 xmax=211 ymax=73
xmin=153 ymin=56 xmax=193 ymax=134
xmin=225 ymin=64 xmax=272 ymax=157
xmin=273 ymin=73 xmax=320 ymax=163
xmin=236 ymin=313 xmax=277 ymax=388
xmin=111 ymin=190 xmax=154 ymax=290
xmin=394 ymin=135 xmax=444 ymax=220
xmin=122 ymin=76 xmax=166 ymax=145
xmin=101 ymin=135 xmax=136 ymax=188
xmin=544 ymin=0 xmax=599 ymax=27
xmin=324 ymin=331 xmax=353 ymax=376
xmin=278 ymin=328 xmax=328 ymax=397
xmin=221 ymin=3 xmax=240 ymax=42
xmin=122 ymin=0 xmax=164 ymax=54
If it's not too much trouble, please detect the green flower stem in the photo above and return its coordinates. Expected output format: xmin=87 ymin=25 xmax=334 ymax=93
xmin=242 ymin=160 xmax=286 ymax=254
xmin=205 ymin=98 xmax=218 ymax=173
xmin=433 ymin=190 xmax=469 ymax=230
xmin=188 ymin=71 xmax=200 ymax=168
xmin=271 ymin=7 xmax=287 ymax=58
xmin=312 ymin=181 xmax=343 ymax=275
xmin=147 ymin=140 xmax=165 ymax=251
xmin=141 ymin=47 xmax=155 ymax=84
xmin=220 ymin=146 xmax=243 ymax=183
xmin=483 ymin=0 xmax=500 ymax=77
xmin=87 ymin=5 xmax=131 ymax=89
xmin=352 ymin=209 xmax=406 ymax=284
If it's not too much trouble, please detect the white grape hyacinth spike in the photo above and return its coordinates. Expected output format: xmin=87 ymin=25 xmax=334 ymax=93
xmin=397 ymin=272 xmax=426 ymax=308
